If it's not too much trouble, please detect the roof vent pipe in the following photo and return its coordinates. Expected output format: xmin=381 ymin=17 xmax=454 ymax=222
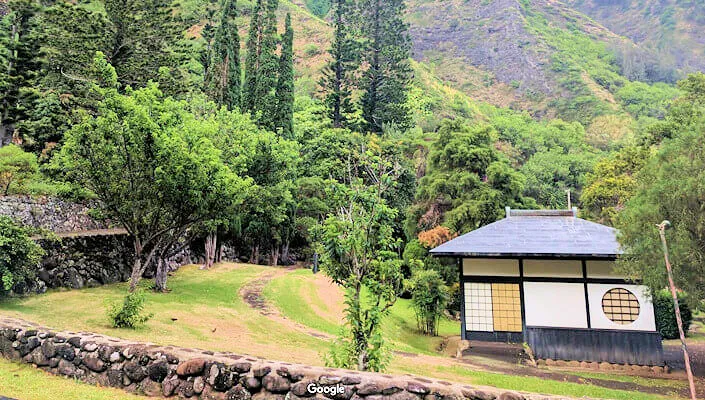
xmin=505 ymin=206 xmax=511 ymax=218
xmin=572 ymin=207 xmax=578 ymax=218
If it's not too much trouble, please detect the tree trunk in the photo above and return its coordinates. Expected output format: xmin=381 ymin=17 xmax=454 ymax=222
xmin=203 ymin=231 xmax=217 ymax=269
xmin=129 ymin=239 xmax=143 ymax=293
xmin=357 ymin=350 xmax=367 ymax=371
xmin=154 ymin=258 xmax=168 ymax=292
xmin=215 ymin=239 xmax=223 ymax=263
xmin=270 ymin=244 xmax=279 ymax=266
xmin=281 ymin=241 xmax=290 ymax=265
xmin=249 ymin=245 xmax=259 ymax=264
xmin=0 ymin=124 xmax=9 ymax=147
xmin=129 ymin=257 xmax=142 ymax=293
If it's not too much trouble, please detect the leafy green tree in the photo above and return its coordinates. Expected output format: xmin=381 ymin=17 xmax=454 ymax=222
xmin=358 ymin=0 xmax=412 ymax=133
xmin=0 ymin=216 xmax=44 ymax=296
xmin=205 ymin=0 xmax=241 ymax=109
xmin=581 ymin=146 xmax=650 ymax=225
xmin=238 ymin=124 xmax=299 ymax=265
xmin=274 ymin=13 xmax=294 ymax=138
xmin=0 ymin=144 xmax=37 ymax=195
xmin=320 ymin=0 xmax=358 ymax=128
xmin=407 ymin=119 xmax=532 ymax=236
xmin=521 ymin=149 xmax=596 ymax=209
xmin=643 ymin=72 xmax=705 ymax=145
xmin=56 ymin=55 xmax=249 ymax=292
xmin=616 ymin=109 xmax=705 ymax=305
xmin=408 ymin=269 xmax=448 ymax=336
xmin=319 ymin=148 xmax=404 ymax=372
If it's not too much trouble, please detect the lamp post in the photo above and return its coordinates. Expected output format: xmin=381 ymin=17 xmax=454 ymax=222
xmin=657 ymin=220 xmax=697 ymax=400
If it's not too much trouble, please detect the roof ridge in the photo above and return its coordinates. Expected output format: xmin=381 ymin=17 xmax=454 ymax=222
xmin=507 ymin=208 xmax=577 ymax=217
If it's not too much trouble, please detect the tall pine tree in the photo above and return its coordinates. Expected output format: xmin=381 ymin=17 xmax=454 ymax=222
xmin=320 ymin=0 xmax=357 ymax=128
xmin=242 ymin=0 xmax=263 ymax=113
xmin=274 ymin=13 xmax=294 ymax=139
xmin=104 ymin=0 xmax=187 ymax=94
xmin=253 ymin=0 xmax=279 ymax=130
xmin=243 ymin=0 xmax=279 ymax=130
xmin=359 ymin=0 xmax=412 ymax=133
xmin=206 ymin=0 xmax=241 ymax=109
xmin=0 ymin=0 xmax=42 ymax=146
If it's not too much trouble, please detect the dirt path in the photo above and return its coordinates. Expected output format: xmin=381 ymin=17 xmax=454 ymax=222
xmin=238 ymin=267 xmax=334 ymax=339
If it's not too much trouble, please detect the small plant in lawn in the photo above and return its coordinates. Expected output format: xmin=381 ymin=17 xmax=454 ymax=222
xmin=107 ymin=290 xmax=153 ymax=328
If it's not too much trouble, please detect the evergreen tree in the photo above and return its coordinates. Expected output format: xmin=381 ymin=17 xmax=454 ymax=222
xmin=20 ymin=1 xmax=110 ymax=152
xmin=0 ymin=0 xmax=42 ymax=146
xmin=206 ymin=0 xmax=241 ymax=109
xmin=253 ymin=0 xmax=279 ymax=130
xmin=320 ymin=0 xmax=357 ymax=128
xmin=243 ymin=0 xmax=264 ymax=113
xmin=104 ymin=0 xmax=187 ymax=94
xmin=274 ymin=13 xmax=294 ymax=138
xmin=243 ymin=0 xmax=279 ymax=130
xmin=358 ymin=0 xmax=412 ymax=133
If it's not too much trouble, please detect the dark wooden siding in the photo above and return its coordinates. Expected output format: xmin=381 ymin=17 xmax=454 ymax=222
xmin=466 ymin=331 xmax=524 ymax=343
xmin=526 ymin=327 xmax=663 ymax=366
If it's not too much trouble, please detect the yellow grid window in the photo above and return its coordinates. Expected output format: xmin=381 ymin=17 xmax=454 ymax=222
xmin=491 ymin=283 xmax=522 ymax=332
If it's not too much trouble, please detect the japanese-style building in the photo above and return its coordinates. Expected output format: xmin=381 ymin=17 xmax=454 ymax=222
xmin=430 ymin=207 xmax=664 ymax=366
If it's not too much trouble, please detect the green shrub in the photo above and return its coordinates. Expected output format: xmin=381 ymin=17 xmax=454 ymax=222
xmin=305 ymin=0 xmax=331 ymax=17
xmin=654 ymin=290 xmax=693 ymax=339
xmin=0 ymin=144 xmax=38 ymax=195
xmin=447 ymin=282 xmax=461 ymax=315
xmin=0 ymin=216 xmax=44 ymax=295
xmin=107 ymin=290 xmax=153 ymax=328
xmin=303 ymin=43 xmax=321 ymax=57
xmin=408 ymin=269 xmax=448 ymax=336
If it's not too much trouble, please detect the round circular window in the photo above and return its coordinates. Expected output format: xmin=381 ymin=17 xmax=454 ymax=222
xmin=602 ymin=288 xmax=640 ymax=325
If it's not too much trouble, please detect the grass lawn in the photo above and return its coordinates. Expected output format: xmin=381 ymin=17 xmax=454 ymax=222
xmin=264 ymin=268 xmax=459 ymax=355
xmin=0 ymin=264 xmax=326 ymax=364
xmin=566 ymin=370 xmax=687 ymax=390
xmin=0 ymin=358 xmax=145 ymax=400
xmin=0 ymin=264 xmax=680 ymax=400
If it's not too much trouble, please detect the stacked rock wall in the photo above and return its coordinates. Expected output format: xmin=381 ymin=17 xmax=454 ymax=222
xmin=0 ymin=317 xmax=567 ymax=400
xmin=0 ymin=196 xmax=111 ymax=233
xmin=12 ymin=233 xmax=195 ymax=295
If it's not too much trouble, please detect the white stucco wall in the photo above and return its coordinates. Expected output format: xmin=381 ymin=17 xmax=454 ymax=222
xmin=523 ymin=259 xmax=582 ymax=278
xmin=523 ymin=282 xmax=588 ymax=328
xmin=463 ymin=258 xmax=519 ymax=276
xmin=588 ymin=284 xmax=656 ymax=331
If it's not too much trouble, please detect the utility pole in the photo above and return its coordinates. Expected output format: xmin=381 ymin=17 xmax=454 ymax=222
xmin=657 ymin=221 xmax=697 ymax=400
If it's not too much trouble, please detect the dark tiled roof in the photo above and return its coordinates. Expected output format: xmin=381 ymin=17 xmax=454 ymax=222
xmin=430 ymin=211 xmax=620 ymax=258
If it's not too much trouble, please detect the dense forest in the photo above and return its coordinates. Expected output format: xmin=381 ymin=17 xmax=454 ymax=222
xmin=1 ymin=0 xmax=704 ymax=371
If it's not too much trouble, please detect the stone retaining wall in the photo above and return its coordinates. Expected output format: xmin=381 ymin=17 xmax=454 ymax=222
xmin=12 ymin=233 xmax=194 ymax=295
xmin=0 ymin=317 xmax=570 ymax=400
xmin=0 ymin=196 xmax=111 ymax=233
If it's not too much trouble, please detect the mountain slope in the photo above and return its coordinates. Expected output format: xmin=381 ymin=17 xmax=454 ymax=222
xmin=406 ymin=0 xmax=689 ymax=123
xmin=565 ymin=0 xmax=705 ymax=73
